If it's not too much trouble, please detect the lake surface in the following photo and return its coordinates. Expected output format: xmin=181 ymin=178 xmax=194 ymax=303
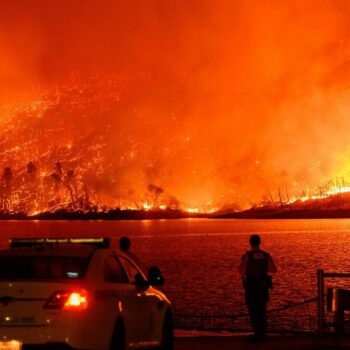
xmin=1 ymin=218 xmax=350 ymax=330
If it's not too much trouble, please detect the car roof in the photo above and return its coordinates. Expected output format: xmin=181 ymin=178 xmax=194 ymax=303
xmin=0 ymin=244 xmax=97 ymax=257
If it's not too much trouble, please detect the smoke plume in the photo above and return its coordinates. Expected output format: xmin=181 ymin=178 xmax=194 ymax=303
xmin=1 ymin=0 xmax=350 ymax=209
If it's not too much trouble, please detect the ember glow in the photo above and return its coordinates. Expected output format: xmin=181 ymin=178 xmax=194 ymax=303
xmin=288 ymin=185 xmax=350 ymax=205
xmin=1 ymin=1 xmax=350 ymax=214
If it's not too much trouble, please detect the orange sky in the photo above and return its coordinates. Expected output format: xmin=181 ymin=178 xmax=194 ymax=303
xmin=1 ymin=0 xmax=350 ymax=208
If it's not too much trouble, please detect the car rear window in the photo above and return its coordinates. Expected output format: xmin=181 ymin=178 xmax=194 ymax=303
xmin=0 ymin=256 xmax=89 ymax=280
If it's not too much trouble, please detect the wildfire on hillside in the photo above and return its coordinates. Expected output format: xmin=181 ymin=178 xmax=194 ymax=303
xmin=0 ymin=75 xmax=350 ymax=216
xmin=2 ymin=1 xmax=350 ymax=215
xmin=0 ymin=74 xmax=348 ymax=217
xmin=0 ymin=77 xmax=187 ymax=215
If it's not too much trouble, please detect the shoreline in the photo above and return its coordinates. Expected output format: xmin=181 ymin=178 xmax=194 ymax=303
xmin=0 ymin=205 xmax=350 ymax=221
xmin=0 ymin=209 xmax=209 ymax=221
xmin=216 ymin=208 xmax=350 ymax=219
xmin=2 ymin=208 xmax=350 ymax=220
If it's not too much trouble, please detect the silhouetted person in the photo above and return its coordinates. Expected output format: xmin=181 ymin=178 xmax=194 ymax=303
xmin=119 ymin=236 xmax=140 ymax=265
xmin=239 ymin=234 xmax=277 ymax=341
xmin=119 ymin=236 xmax=130 ymax=251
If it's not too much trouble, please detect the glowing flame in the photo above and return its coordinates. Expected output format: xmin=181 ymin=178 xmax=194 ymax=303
xmin=1 ymin=1 xmax=350 ymax=214
xmin=142 ymin=203 xmax=152 ymax=211
xmin=0 ymin=77 xmax=349 ymax=216
xmin=185 ymin=208 xmax=200 ymax=214
xmin=287 ymin=186 xmax=350 ymax=205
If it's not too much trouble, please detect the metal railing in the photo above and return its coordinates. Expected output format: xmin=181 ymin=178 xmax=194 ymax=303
xmin=175 ymin=296 xmax=318 ymax=333
xmin=317 ymin=269 xmax=350 ymax=333
xmin=174 ymin=270 xmax=350 ymax=334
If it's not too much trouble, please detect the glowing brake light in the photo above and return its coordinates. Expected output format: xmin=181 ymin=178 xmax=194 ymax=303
xmin=44 ymin=290 xmax=89 ymax=310
xmin=64 ymin=291 xmax=88 ymax=309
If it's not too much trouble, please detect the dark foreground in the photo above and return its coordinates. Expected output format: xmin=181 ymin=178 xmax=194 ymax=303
xmin=174 ymin=335 xmax=350 ymax=349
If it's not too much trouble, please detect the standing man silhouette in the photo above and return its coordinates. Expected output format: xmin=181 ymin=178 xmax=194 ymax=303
xmin=239 ymin=234 xmax=277 ymax=341
xmin=119 ymin=236 xmax=141 ymax=265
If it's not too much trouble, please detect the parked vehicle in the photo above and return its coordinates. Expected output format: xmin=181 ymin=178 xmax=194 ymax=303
xmin=0 ymin=238 xmax=173 ymax=350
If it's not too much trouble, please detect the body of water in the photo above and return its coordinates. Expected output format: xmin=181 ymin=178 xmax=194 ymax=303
xmin=1 ymin=218 xmax=349 ymax=329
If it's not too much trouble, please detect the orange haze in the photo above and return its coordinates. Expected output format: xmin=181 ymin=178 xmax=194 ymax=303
xmin=1 ymin=0 xmax=350 ymax=210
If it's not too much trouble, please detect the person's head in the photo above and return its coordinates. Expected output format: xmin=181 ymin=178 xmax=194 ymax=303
xmin=119 ymin=236 xmax=131 ymax=251
xmin=249 ymin=234 xmax=261 ymax=248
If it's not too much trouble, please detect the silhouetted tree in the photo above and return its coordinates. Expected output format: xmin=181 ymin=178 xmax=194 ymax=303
xmin=167 ymin=196 xmax=180 ymax=210
xmin=147 ymin=184 xmax=164 ymax=207
xmin=76 ymin=183 xmax=92 ymax=210
xmin=27 ymin=161 xmax=37 ymax=176
xmin=51 ymin=163 xmax=77 ymax=209
xmin=128 ymin=190 xmax=141 ymax=210
xmin=3 ymin=167 xmax=13 ymax=186
xmin=23 ymin=161 xmax=41 ymax=214
xmin=55 ymin=161 xmax=63 ymax=177
xmin=1 ymin=167 xmax=13 ymax=211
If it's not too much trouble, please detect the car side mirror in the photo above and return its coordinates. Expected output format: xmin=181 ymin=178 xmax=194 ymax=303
xmin=148 ymin=266 xmax=164 ymax=286
xmin=133 ymin=273 xmax=149 ymax=288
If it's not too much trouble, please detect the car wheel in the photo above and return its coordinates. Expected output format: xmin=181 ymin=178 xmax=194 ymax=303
xmin=110 ymin=319 xmax=125 ymax=350
xmin=160 ymin=312 xmax=174 ymax=350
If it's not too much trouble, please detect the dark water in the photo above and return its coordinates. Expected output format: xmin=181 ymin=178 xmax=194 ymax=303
xmin=1 ymin=218 xmax=350 ymax=326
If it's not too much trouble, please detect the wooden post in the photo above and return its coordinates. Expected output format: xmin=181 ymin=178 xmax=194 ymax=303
xmin=318 ymin=269 xmax=325 ymax=333
xmin=334 ymin=308 xmax=345 ymax=334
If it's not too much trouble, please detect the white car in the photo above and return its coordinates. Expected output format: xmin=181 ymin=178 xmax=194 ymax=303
xmin=0 ymin=238 xmax=173 ymax=350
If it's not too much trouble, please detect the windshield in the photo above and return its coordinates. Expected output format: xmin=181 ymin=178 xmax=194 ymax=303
xmin=0 ymin=256 xmax=89 ymax=280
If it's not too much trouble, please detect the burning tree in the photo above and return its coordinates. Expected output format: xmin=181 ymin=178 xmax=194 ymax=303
xmin=147 ymin=184 xmax=164 ymax=207
xmin=51 ymin=162 xmax=77 ymax=210
xmin=21 ymin=161 xmax=41 ymax=214
xmin=1 ymin=167 xmax=13 ymax=211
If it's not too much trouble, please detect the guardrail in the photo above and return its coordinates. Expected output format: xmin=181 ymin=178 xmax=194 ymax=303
xmin=175 ymin=270 xmax=350 ymax=334
xmin=175 ymin=296 xmax=318 ymax=333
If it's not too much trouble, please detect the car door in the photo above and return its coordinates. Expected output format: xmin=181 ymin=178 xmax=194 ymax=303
xmin=118 ymin=256 xmax=160 ymax=345
xmin=97 ymin=254 xmax=152 ymax=347
xmin=94 ymin=255 xmax=131 ymax=347
xmin=104 ymin=255 xmax=152 ymax=345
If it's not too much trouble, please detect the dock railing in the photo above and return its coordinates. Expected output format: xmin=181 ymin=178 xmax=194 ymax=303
xmin=175 ymin=296 xmax=318 ymax=333
xmin=175 ymin=270 xmax=350 ymax=334
xmin=317 ymin=269 xmax=350 ymax=334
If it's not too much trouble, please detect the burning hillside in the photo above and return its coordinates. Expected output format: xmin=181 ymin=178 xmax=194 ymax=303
xmin=217 ymin=180 xmax=350 ymax=219
xmin=0 ymin=76 xmax=186 ymax=215
xmin=2 ymin=1 xmax=350 ymax=216
xmin=1 ymin=74 xmax=350 ymax=217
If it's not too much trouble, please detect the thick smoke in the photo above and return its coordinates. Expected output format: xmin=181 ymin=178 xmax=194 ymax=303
xmin=1 ymin=0 xmax=350 ymax=209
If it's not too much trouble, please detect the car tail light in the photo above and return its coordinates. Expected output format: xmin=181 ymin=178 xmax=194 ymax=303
xmin=44 ymin=290 xmax=89 ymax=310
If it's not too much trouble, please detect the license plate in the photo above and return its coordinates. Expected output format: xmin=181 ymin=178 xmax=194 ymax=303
xmin=0 ymin=341 xmax=22 ymax=350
